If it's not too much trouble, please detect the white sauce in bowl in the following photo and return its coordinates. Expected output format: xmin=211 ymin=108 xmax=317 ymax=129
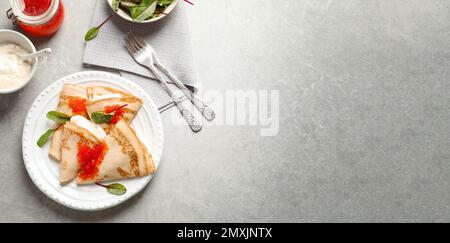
xmin=0 ymin=43 xmax=33 ymax=90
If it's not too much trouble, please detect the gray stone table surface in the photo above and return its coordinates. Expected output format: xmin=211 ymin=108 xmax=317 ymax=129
xmin=0 ymin=0 xmax=449 ymax=222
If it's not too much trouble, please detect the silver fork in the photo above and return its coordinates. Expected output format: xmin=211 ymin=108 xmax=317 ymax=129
xmin=126 ymin=32 xmax=215 ymax=121
xmin=124 ymin=32 xmax=202 ymax=132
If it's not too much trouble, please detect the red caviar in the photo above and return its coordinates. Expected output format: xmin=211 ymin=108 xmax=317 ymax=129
xmin=68 ymin=98 xmax=87 ymax=115
xmin=77 ymin=141 xmax=108 ymax=180
xmin=104 ymin=105 xmax=127 ymax=124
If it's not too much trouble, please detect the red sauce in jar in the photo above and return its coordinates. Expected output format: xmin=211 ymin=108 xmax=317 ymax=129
xmin=77 ymin=141 xmax=108 ymax=180
xmin=17 ymin=0 xmax=65 ymax=37
xmin=104 ymin=105 xmax=127 ymax=124
xmin=23 ymin=0 xmax=51 ymax=16
xmin=68 ymin=97 xmax=87 ymax=115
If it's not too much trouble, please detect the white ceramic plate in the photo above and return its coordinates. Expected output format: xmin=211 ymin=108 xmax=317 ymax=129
xmin=107 ymin=0 xmax=179 ymax=24
xmin=22 ymin=71 xmax=164 ymax=211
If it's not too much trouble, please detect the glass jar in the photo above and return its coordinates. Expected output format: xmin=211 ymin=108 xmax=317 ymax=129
xmin=7 ymin=0 xmax=65 ymax=37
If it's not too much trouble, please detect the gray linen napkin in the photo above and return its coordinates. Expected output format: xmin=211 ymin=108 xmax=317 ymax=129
xmin=84 ymin=0 xmax=197 ymax=111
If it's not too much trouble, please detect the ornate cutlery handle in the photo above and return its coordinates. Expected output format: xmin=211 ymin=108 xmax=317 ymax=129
xmin=149 ymin=64 xmax=203 ymax=133
xmin=189 ymin=94 xmax=215 ymax=121
xmin=155 ymin=62 xmax=215 ymax=121
xmin=175 ymin=100 xmax=203 ymax=133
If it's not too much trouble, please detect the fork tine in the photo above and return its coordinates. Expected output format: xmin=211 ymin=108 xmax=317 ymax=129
xmin=124 ymin=37 xmax=135 ymax=54
xmin=125 ymin=34 xmax=141 ymax=53
xmin=124 ymin=35 xmax=132 ymax=51
xmin=124 ymin=35 xmax=139 ymax=55
xmin=126 ymin=31 xmax=141 ymax=49
xmin=129 ymin=31 xmax=147 ymax=48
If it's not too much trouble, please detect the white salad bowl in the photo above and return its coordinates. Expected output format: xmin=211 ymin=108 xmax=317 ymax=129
xmin=0 ymin=29 xmax=38 ymax=94
xmin=107 ymin=0 xmax=179 ymax=24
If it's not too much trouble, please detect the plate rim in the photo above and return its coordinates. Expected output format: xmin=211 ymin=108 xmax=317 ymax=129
xmin=21 ymin=71 xmax=164 ymax=211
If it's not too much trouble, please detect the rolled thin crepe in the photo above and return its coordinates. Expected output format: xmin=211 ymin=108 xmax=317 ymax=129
xmin=50 ymin=84 xmax=87 ymax=161
xmin=59 ymin=120 xmax=155 ymax=184
xmin=86 ymin=86 xmax=143 ymax=125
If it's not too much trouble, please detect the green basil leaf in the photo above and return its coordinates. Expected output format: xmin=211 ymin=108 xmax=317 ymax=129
xmin=37 ymin=129 xmax=55 ymax=147
xmin=112 ymin=0 xmax=120 ymax=11
xmin=91 ymin=111 xmax=114 ymax=124
xmin=85 ymin=27 xmax=99 ymax=41
xmin=107 ymin=183 xmax=127 ymax=196
xmin=46 ymin=111 xmax=71 ymax=124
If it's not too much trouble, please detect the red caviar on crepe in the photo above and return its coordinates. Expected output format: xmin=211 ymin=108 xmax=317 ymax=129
xmin=86 ymin=86 xmax=143 ymax=126
xmin=68 ymin=97 xmax=87 ymax=115
xmin=50 ymin=84 xmax=88 ymax=161
xmin=37 ymin=84 xmax=155 ymax=191
xmin=50 ymin=85 xmax=144 ymax=161
xmin=104 ymin=104 xmax=127 ymax=124
xmin=60 ymin=116 xmax=107 ymax=183
xmin=60 ymin=116 xmax=155 ymax=184
xmin=79 ymin=119 xmax=155 ymax=184
xmin=38 ymin=84 xmax=156 ymax=189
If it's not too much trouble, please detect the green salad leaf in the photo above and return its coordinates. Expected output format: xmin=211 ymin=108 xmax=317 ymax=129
xmin=85 ymin=27 xmax=100 ymax=41
xmin=37 ymin=129 xmax=56 ymax=147
xmin=133 ymin=1 xmax=158 ymax=22
xmin=37 ymin=111 xmax=71 ymax=147
xmin=84 ymin=15 xmax=114 ymax=42
xmin=113 ymin=0 xmax=175 ymax=22
xmin=91 ymin=111 xmax=114 ymax=124
xmin=96 ymin=183 xmax=127 ymax=196
xmin=46 ymin=111 xmax=71 ymax=124
xmin=158 ymin=0 xmax=174 ymax=7
xmin=106 ymin=183 xmax=127 ymax=196
xmin=112 ymin=0 xmax=121 ymax=11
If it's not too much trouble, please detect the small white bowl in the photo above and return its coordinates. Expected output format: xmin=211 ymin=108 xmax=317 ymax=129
xmin=107 ymin=0 xmax=179 ymax=24
xmin=0 ymin=29 xmax=38 ymax=94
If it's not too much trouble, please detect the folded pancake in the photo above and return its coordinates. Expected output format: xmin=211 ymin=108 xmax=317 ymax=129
xmin=59 ymin=116 xmax=155 ymax=184
xmin=60 ymin=116 xmax=106 ymax=183
xmin=77 ymin=119 xmax=155 ymax=185
xmin=86 ymin=86 xmax=143 ymax=125
xmin=50 ymin=84 xmax=88 ymax=161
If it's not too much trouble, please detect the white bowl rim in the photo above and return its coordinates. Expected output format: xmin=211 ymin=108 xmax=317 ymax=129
xmin=107 ymin=0 xmax=179 ymax=24
xmin=0 ymin=29 xmax=38 ymax=94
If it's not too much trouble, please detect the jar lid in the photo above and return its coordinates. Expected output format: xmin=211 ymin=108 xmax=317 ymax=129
xmin=9 ymin=0 xmax=59 ymax=26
